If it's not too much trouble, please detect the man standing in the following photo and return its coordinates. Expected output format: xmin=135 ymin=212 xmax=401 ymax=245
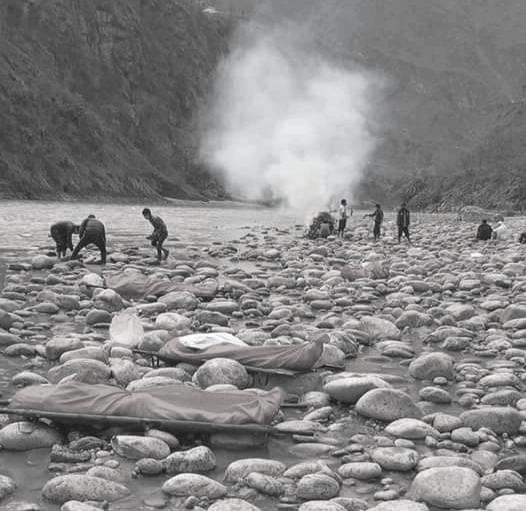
xmin=50 ymin=221 xmax=79 ymax=258
xmin=397 ymin=203 xmax=411 ymax=243
xmin=368 ymin=204 xmax=384 ymax=241
xmin=337 ymin=199 xmax=349 ymax=238
xmin=142 ymin=208 xmax=169 ymax=262
xmin=476 ymin=219 xmax=493 ymax=241
xmin=71 ymin=214 xmax=107 ymax=264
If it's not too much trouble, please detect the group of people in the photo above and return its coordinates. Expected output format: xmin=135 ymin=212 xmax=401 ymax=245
xmin=476 ymin=218 xmax=526 ymax=243
xmin=49 ymin=209 xmax=169 ymax=264
xmin=334 ymin=200 xmax=411 ymax=243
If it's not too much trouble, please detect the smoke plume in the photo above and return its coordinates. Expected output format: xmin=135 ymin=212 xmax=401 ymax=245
xmin=200 ymin=22 xmax=382 ymax=214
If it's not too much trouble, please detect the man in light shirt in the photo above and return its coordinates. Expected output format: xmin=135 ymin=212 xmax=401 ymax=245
xmin=337 ymin=199 xmax=349 ymax=238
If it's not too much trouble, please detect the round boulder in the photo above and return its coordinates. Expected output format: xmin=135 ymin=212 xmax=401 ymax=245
xmin=192 ymin=358 xmax=249 ymax=389
xmin=355 ymin=388 xmax=422 ymax=422
xmin=408 ymin=352 xmax=454 ymax=381
xmin=409 ymin=467 xmax=481 ymax=509
xmin=42 ymin=475 xmax=130 ymax=504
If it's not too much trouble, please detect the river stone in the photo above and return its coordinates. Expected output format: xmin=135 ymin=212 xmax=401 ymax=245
xmin=298 ymin=502 xmax=346 ymax=511
xmin=338 ymin=462 xmax=382 ymax=480
xmin=419 ymin=386 xmax=452 ymax=404
xmin=145 ymin=430 xmax=180 ymax=449
xmin=368 ymin=501 xmax=429 ymax=511
xmin=85 ymin=309 xmax=112 ymax=326
xmin=502 ymin=305 xmax=526 ymax=323
xmin=61 ymin=501 xmax=102 ymax=511
xmin=297 ymin=473 xmax=340 ymax=500
xmin=155 ymin=312 xmax=191 ymax=331
xmin=0 ymin=332 xmax=21 ymax=347
xmin=81 ymin=273 xmax=104 ymax=288
xmin=0 ymin=422 xmax=62 ymax=450
xmin=12 ymin=371 xmax=49 ymax=386
xmin=283 ymin=462 xmax=333 ymax=480
xmin=371 ymin=447 xmax=419 ymax=472
xmin=482 ymin=470 xmax=525 ymax=491
xmin=161 ymin=473 xmax=227 ymax=499
xmin=59 ymin=347 xmax=106 ymax=364
xmin=163 ymin=446 xmax=216 ymax=474
xmin=135 ymin=458 xmax=163 ymax=475
xmin=0 ymin=310 xmax=13 ymax=330
xmin=359 ymin=316 xmax=400 ymax=340
xmin=0 ymin=475 xmax=16 ymax=500
xmin=46 ymin=338 xmax=85 ymax=361
xmin=385 ymin=419 xmax=439 ymax=440
xmin=192 ymin=358 xmax=249 ymax=389
xmin=355 ymin=388 xmax=422 ymax=422
xmin=495 ymin=455 xmax=526 ymax=474
xmin=409 ymin=467 xmax=481 ymax=509
xmin=245 ymin=472 xmax=282 ymax=496
xmin=324 ymin=376 xmax=391 ymax=404
xmin=274 ymin=420 xmax=325 ymax=435
xmin=460 ymin=407 xmax=522 ymax=434
xmin=225 ymin=459 xmax=286 ymax=482
xmin=32 ymin=255 xmax=55 ymax=270
xmin=42 ymin=475 xmax=130 ymax=504
xmin=409 ymin=352 xmax=454 ymax=381
xmin=208 ymin=499 xmax=261 ymax=511
xmin=93 ymin=289 xmax=124 ymax=312
xmin=158 ymin=291 xmax=198 ymax=311
xmin=486 ymin=495 xmax=526 ymax=511
xmin=110 ymin=359 xmax=140 ymax=387
xmin=417 ymin=456 xmax=484 ymax=475
xmin=111 ymin=435 xmax=170 ymax=460
xmin=48 ymin=359 xmax=111 ymax=384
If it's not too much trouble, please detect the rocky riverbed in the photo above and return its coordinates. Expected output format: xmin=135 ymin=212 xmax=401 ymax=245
xmin=0 ymin=208 xmax=526 ymax=511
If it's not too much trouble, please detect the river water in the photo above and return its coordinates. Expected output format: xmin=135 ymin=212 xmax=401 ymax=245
xmin=0 ymin=200 xmax=516 ymax=510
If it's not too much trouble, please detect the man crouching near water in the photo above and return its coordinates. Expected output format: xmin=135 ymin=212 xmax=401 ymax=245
xmin=142 ymin=208 xmax=169 ymax=262
xmin=71 ymin=214 xmax=107 ymax=265
xmin=50 ymin=221 xmax=79 ymax=258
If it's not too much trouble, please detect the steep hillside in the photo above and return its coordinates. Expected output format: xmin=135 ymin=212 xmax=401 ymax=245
xmin=417 ymin=102 xmax=526 ymax=211
xmin=0 ymin=0 xmax=230 ymax=200
xmin=226 ymin=0 xmax=526 ymax=209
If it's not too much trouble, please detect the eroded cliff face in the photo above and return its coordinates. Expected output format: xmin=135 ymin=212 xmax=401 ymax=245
xmin=0 ymin=0 xmax=229 ymax=200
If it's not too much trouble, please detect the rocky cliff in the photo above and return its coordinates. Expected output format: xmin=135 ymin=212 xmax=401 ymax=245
xmin=0 ymin=0 xmax=230 ymax=200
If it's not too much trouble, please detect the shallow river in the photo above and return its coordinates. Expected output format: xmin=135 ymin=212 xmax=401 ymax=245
xmin=0 ymin=201 xmax=522 ymax=510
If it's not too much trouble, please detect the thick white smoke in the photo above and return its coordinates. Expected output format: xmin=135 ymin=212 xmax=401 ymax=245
xmin=201 ymin=25 xmax=381 ymax=215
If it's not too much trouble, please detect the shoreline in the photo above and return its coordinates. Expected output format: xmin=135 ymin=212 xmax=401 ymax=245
xmin=0 ymin=196 xmax=272 ymax=210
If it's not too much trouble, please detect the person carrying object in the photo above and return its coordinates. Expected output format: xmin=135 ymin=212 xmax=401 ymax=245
xmin=71 ymin=214 xmax=107 ymax=265
xmin=50 ymin=221 xmax=79 ymax=258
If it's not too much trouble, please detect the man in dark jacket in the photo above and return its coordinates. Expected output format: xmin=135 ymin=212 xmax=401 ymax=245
xmin=367 ymin=204 xmax=384 ymax=241
xmin=143 ymin=208 xmax=169 ymax=262
xmin=397 ymin=203 xmax=411 ymax=243
xmin=519 ymin=232 xmax=526 ymax=244
xmin=71 ymin=214 xmax=107 ymax=264
xmin=476 ymin=220 xmax=493 ymax=241
xmin=50 ymin=221 xmax=79 ymax=258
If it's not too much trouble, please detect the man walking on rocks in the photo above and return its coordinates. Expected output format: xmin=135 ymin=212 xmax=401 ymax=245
xmin=50 ymin=221 xmax=79 ymax=258
xmin=71 ymin=214 xmax=107 ymax=265
xmin=397 ymin=202 xmax=411 ymax=243
xmin=367 ymin=204 xmax=384 ymax=241
xmin=143 ymin=208 xmax=169 ymax=262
